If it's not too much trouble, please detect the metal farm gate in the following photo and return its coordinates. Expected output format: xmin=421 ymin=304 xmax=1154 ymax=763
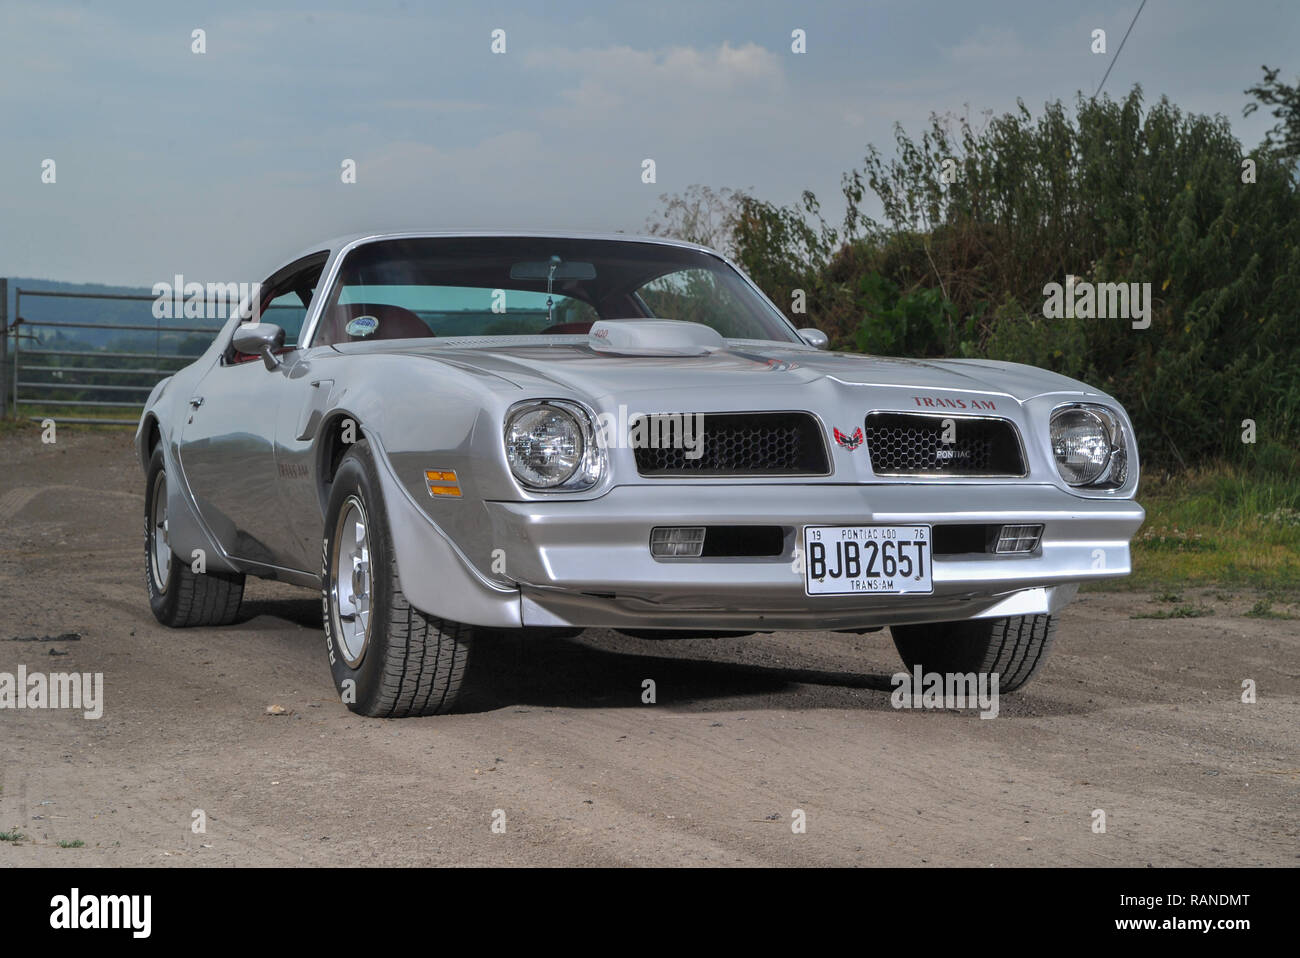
xmin=1 ymin=279 xmax=225 ymax=425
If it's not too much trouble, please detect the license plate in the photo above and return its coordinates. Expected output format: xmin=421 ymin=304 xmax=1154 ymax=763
xmin=803 ymin=525 xmax=932 ymax=595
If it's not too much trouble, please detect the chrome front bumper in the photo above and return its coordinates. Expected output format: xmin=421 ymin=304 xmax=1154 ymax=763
xmin=481 ymin=483 xmax=1144 ymax=631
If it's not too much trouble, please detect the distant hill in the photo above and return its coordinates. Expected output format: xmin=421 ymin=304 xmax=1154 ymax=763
xmin=3 ymin=277 xmax=223 ymax=353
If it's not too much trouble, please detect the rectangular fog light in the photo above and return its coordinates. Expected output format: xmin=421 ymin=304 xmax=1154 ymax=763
xmin=651 ymin=526 xmax=706 ymax=558
xmin=995 ymin=523 xmax=1043 ymax=554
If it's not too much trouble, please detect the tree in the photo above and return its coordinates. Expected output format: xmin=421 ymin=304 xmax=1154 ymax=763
xmin=644 ymin=185 xmax=742 ymax=253
xmin=1244 ymin=65 xmax=1300 ymax=162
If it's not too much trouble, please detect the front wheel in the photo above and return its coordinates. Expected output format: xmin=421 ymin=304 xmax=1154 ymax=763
xmin=322 ymin=440 xmax=473 ymax=717
xmin=890 ymin=615 xmax=1057 ymax=692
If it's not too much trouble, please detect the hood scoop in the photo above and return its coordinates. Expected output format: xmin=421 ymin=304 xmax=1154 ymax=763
xmin=588 ymin=319 xmax=724 ymax=357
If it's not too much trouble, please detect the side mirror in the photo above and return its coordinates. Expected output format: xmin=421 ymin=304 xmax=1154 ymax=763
xmin=233 ymin=322 xmax=286 ymax=370
xmin=797 ymin=328 xmax=828 ymax=349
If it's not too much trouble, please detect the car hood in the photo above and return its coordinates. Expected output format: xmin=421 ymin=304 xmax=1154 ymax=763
xmin=379 ymin=341 xmax=1104 ymax=410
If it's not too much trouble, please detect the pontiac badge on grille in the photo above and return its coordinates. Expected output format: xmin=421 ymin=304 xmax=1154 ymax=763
xmin=833 ymin=426 xmax=864 ymax=450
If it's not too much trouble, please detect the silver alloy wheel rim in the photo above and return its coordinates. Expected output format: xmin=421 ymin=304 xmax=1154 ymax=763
xmin=150 ymin=469 xmax=171 ymax=592
xmin=330 ymin=495 xmax=373 ymax=668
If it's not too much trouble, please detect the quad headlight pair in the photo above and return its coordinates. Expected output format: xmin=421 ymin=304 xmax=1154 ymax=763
xmin=1049 ymin=404 xmax=1129 ymax=488
xmin=505 ymin=399 xmax=1129 ymax=492
xmin=504 ymin=401 xmax=605 ymax=491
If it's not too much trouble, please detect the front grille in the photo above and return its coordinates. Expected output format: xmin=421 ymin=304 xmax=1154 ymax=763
xmin=632 ymin=412 xmax=829 ymax=477
xmin=864 ymin=412 xmax=1025 ymax=476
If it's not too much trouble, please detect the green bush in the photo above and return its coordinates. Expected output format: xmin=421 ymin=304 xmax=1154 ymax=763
xmin=650 ymin=77 xmax=1300 ymax=472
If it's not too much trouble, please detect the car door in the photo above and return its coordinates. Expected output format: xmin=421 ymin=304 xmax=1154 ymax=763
xmin=178 ymin=254 xmax=327 ymax=570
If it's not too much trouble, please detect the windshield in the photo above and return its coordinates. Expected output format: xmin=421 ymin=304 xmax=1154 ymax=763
xmin=311 ymin=236 xmax=799 ymax=347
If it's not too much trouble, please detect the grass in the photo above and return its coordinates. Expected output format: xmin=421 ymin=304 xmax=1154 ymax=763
xmin=1118 ymin=464 xmax=1300 ymax=591
xmin=56 ymin=839 xmax=85 ymax=849
xmin=1243 ymin=598 xmax=1299 ymax=620
xmin=1131 ymin=605 xmax=1215 ymax=620
xmin=0 ymin=829 xmax=27 ymax=842
xmin=0 ymin=410 xmax=135 ymax=436
xmin=0 ymin=416 xmax=36 ymax=437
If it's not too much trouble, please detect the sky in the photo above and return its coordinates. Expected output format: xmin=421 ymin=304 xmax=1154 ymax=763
xmin=0 ymin=0 xmax=1295 ymax=287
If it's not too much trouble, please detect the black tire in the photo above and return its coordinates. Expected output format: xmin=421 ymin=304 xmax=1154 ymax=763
xmin=890 ymin=614 xmax=1057 ymax=692
xmin=322 ymin=439 xmax=472 ymax=717
xmin=145 ymin=445 xmax=244 ymax=627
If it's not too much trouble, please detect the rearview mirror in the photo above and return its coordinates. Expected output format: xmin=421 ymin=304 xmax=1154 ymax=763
xmin=797 ymin=328 xmax=828 ymax=349
xmin=233 ymin=322 xmax=286 ymax=370
xmin=509 ymin=259 xmax=597 ymax=281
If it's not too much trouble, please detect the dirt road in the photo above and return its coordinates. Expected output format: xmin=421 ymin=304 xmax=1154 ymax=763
xmin=1 ymin=430 xmax=1296 ymax=866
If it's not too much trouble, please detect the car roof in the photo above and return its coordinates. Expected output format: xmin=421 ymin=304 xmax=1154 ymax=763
xmin=287 ymin=230 xmax=720 ymax=266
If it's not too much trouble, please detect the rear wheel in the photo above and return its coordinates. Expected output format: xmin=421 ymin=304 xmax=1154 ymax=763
xmin=890 ymin=615 xmax=1057 ymax=692
xmin=144 ymin=445 xmax=244 ymax=627
xmin=322 ymin=440 xmax=473 ymax=717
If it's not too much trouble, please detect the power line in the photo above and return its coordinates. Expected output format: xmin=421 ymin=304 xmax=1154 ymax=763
xmin=1093 ymin=0 xmax=1149 ymax=100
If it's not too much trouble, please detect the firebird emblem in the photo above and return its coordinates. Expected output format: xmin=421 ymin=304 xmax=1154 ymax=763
xmin=833 ymin=426 xmax=864 ymax=450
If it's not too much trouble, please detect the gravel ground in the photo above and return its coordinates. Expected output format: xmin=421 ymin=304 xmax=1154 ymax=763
xmin=1 ymin=429 xmax=1296 ymax=866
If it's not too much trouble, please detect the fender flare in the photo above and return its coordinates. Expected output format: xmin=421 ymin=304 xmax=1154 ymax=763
xmin=318 ymin=414 xmax=523 ymax=629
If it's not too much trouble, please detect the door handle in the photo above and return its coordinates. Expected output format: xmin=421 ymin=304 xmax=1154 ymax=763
xmin=189 ymin=396 xmax=204 ymax=408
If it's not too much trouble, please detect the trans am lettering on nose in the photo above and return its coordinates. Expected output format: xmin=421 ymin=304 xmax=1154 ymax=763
xmin=913 ymin=395 xmax=998 ymax=410
xmin=134 ymin=230 xmax=1145 ymax=717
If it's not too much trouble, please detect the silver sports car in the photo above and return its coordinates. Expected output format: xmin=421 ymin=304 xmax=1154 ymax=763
xmin=136 ymin=231 xmax=1144 ymax=716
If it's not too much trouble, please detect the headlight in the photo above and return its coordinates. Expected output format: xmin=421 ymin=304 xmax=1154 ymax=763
xmin=504 ymin=401 xmax=604 ymax=490
xmin=1050 ymin=404 xmax=1129 ymax=488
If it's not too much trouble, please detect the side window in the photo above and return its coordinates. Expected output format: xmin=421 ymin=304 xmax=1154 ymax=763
xmin=226 ymin=254 xmax=326 ymax=364
xmin=262 ymin=288 xmax=309 ymax=346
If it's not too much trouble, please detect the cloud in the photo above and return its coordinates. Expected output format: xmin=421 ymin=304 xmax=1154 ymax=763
xmin=1 ymin=2 xmax=1289 ymax=285
xmin=527 ymin=41 xmax=787 ymax=121
xmin=946 ymin=25 xmax=1026 ymax=64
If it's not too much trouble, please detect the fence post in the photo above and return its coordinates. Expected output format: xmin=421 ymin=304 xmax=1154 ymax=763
xmin=0 ymin=278 xmax=8 ymax=420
